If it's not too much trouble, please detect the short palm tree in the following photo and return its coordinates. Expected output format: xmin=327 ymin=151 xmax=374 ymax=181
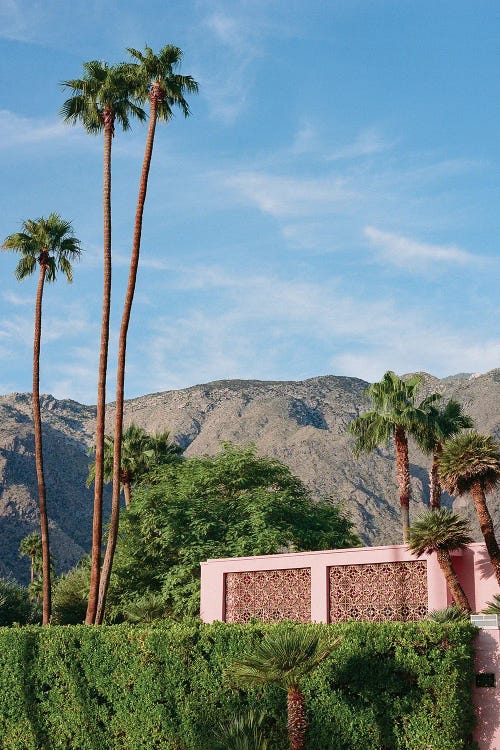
xmin=95 ymin=45 xmax=198 ymax=625
xmin=61 ymin=61 xmax=146 ymax=625
xmin=2 ymin=214 xmax=81 ymax=624
xmin=211 ymin=710 xmax=270 ymax=750
xmin=483 ymin=595 xmax=500 ymax=615
xmin=415 ymin=400 xmax=473 ymax=509
xmin=349 ymin=371 xmax=440 ymax=541
xmin=87 ymin=423 xmax=182 ymax=506
xmin=228 ymin=627 xmax=337 ymax=750
xmin=19 ymin=532 xmax=42 ymax=584
xmin=438 ymin=431 xmax=500 ymax=586
xmin=427 ymin=605 xmax=468 ymax=623
xmin=407 ymin=509 xmax=473 ymax=613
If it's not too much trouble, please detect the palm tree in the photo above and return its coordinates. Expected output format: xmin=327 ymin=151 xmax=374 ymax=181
xmin=87 ymin=423 xmax=182 ymax=506
xmin=228 ymin=627 xmax=337 ymax=750
xmin=95 ymin=45 xmax=198 ymax=625
xmin=415 ymin=400 xmax=473 ymax=509
xmin=2 ymin=214 xmax=81 ymax=624
xmin=438 ymin=431 xmax=500 ymax=586
xmin=61 ymin=61 xmax=146 ymax=625
xmin=211 ymin=710 xmax=270 ymax=750
xmin=349 ymin=371 xmax=440 ymax=541
xmin=19 ymin=532 xmax=42 ymax=584
xmin=407 ymin=509 xmax=473 ymax=613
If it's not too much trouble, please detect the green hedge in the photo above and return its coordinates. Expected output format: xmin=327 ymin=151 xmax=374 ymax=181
xmin=0 ymin=621 xmax=477 ymax=750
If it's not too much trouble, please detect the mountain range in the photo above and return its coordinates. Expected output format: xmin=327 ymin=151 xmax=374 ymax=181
xmin=1 ymin=369 xmax=499 ymax=583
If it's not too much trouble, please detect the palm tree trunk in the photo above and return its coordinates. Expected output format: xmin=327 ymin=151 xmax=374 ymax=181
xmin=123 ymin=482 xmax=131 ymax=508
xmin=430 ymin=452 xmax=442 ymax=509
xmin=394 ymin=425 xmax=411 ymax=542
xmin=95 ymin=98 xmax=159 ymax=624
xmin=86 ymin=120 xmax=113 ymax=625
xmin=287 ymin=686 xmax=307 ymax=750
xmin=33 ymin=263 xmax=51 ymax=625
xmin=30 ymin=556 xmax=34 ymax=584
xmin=470 ymin=481 xmax=500 ymax=586
xmin=436 ymin=549 xmax=471 ymax=613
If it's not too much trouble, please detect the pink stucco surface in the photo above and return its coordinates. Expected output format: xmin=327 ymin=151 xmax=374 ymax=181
xmin=200 ymin=542 xmax=500 ymax=749
xmin=200 ymin=542 xmax=498 ymax=623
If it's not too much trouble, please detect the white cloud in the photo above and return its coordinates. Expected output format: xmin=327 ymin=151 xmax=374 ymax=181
xmin=327 ymin=128 xmax=391 ymax=161
xmin=2 ymin=291 xmax=32 ymax=306
xmin=0 ymin=110 xmax=75 ymax=148
xmin=364 ymin=226 xmax=478 ymax=269
xmin=225 ymin=171 xmax=357 ymax=218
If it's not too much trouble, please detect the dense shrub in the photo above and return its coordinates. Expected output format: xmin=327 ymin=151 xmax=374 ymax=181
xmin=0 ymin=578 xmax=33 ymax=625
xmin=0 ymin=620 xmax=477 ymax=749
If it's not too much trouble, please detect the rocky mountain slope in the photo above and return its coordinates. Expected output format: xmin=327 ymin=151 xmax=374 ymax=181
xmin=1 ymin=370 xmax=499 ymax=582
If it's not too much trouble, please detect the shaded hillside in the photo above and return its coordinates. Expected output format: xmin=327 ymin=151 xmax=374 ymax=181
xmin=1 ymin=370 xmax=499 ymax=581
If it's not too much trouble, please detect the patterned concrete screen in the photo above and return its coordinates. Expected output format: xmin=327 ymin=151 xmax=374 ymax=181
xmin=225 ymin=568 xmax=311 ymax=623
xmin=329 ymin=560 xmax=428 ymax=622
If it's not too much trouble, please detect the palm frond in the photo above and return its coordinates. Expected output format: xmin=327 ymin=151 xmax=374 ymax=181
xmin=228 ymin=627 xmax=338 ymax=691
xmin=407 ymin=509 xmax=473 ymax=557
xmin=438 ymin=431 xmax=500 ymax=496
xmin=428 ymin=605 xmax=468 ymax=623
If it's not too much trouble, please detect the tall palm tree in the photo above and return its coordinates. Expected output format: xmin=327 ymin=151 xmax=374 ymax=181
xmin=407 ymin=509 xmax=473 ymax=613
xmin=2 ymin=214 xmax=81 ymax=624
xmin=415 ymin=400 xmax=473 ymax=509
xmin=19 ymin=532 xmax=42 ymax=584
xmin=229 ymin=627 xmax=337 ymax=750
xmin=86 ymin=423 xmax=182 ymax=506
xmin=438 ymin=431 xmax=500 ymax=586
xmin=349 ymin=371 xmax=440 ymax=541
xmin=95 ymin=45 xmax=198 ymax=625
xmin=61 ymin=61 xmax=145 ymax=625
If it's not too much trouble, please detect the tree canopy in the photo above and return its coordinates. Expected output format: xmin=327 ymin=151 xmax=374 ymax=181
xmin=109 ymin=443 xmax=360 ymax=619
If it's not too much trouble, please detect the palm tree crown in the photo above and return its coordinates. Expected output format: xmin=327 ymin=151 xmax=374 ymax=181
xmin=60 ymin=60 xmax=146 ymax=135
xmin=408 ymin=509 xmax=473 ymax=557
xmin=349 ymin=372 xmax=439 ymax=454
xmin=87 ymin=423 xmax=182 ymax=489
xmin=415 ymin=399 xmax=473 ymax=455
xmin=438 ymin=431 xmax=500 ymax=496
xmin=229 ymin=627 xmax=333 ymax=691
xmin=2 ymin=213 xmax=81 ymax=281
xmin=127 ymin=45 xmax=198 ymax=119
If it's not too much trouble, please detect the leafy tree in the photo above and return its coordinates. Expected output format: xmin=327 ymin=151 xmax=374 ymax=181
xmin=228 ymin=626 xmax=337 ymax=750
xmin=414 ymin=400 xmax=473 ymax=509
xmin=349 ymin=371 xmax=440 ymax=541
xmin=2 ymin=214 xmax=81 ymax=624
xmin=19 ymin=532 xmax=42 ymax=584
xmin=96 ymin=45 xmax=198 ymax=624
xmin=52 ymin=559 xmax=90 ymax=625
xmin=407 ymin=509 xmax=473 ymax=613
xmin=61 ymin=61 xmax=146 ymax=625
xmin=438 ymin=431 xmax=500 ymax=586
xmin=0 ymin=578 xmax=33 ymax=626
xmin=109 ymin=444 xmax=360 ymax=619
xmin=87 ymin=423 xmax=182 ymax=506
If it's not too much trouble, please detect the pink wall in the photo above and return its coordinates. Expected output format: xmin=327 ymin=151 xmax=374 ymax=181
xmin=200 ymin=542 xmax=498 ymax=623
xmin=200 ymin=542 xmax=500 ymax=749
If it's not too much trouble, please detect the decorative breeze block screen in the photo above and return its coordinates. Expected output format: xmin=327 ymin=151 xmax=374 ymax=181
xmin=329 ymin=560 xmax=428 ymax=622
xmin=225 ymin=568 xmax=311 ymax=623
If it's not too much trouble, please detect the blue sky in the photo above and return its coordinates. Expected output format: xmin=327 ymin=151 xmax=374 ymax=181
xmin=0 ymin=0 xmax=499 ymax=403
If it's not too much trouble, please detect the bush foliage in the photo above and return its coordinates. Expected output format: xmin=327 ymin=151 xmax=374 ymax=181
xmin=0 ymin=620 xmax=477 ymax=749
xmin=109 ymin=444 xmax=360 ymax=619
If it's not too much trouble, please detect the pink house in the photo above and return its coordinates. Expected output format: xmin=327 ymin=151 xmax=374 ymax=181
xmin=200 ymin=542 xmax=500 ymax=750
